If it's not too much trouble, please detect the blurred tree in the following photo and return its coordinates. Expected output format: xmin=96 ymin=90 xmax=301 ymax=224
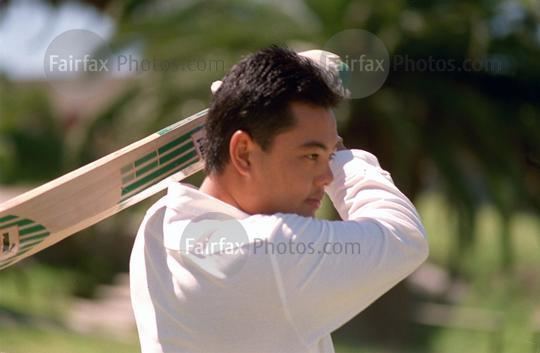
xmin=302 ymin=0 xmax=540 ymax=271
xmin=1 ymin=0 xmax=539 ymax=343
xmin=68 ymin=0 xmax=310 ymax=165
xmin=0 ymin=76 xmax=65 ymax=183
xmin=301 ymin=0 xmax=540 ymax=346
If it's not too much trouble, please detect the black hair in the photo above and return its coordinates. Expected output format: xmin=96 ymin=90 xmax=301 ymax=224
xmin=204 ymin=46 xmax=342 ymax=174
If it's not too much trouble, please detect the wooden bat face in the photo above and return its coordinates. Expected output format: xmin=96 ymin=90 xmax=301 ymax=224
xmin=0 ymin=109 xmax=207 ymax=270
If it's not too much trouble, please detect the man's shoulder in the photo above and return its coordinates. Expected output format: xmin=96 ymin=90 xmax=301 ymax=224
xmin=144 ymin=195 xmax=169 ymax=218
xmin=241 ymin=212 xmax=326 ymax=243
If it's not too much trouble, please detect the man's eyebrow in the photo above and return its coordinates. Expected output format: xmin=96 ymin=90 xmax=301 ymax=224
xmin=298 ymin=140 xmax=339 ymax=151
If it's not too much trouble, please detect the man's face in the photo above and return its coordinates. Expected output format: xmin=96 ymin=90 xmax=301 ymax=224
xmin=245 ymin=101 xmax=339 ymax=217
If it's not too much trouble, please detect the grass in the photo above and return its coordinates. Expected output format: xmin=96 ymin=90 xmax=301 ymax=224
xmin=0 ymin=263 xmax=139 ymax=353
xmin=0 ymin=327 xmax=365 ymax=353
xmin=0 ymin=327 xmax=138 ymax=353
xmin=0 ymin=192 xmax=539 ymax=353
xmin=414 ymin=192 xmax=540 ymax=353
xmin=417 ymin=192 xmax=540 ymax=277
xmin=0 ymin=265 xmax=76 ymax=319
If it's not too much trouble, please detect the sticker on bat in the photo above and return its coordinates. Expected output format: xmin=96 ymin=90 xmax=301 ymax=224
xmin=192 ymin=129 xmax=207 ymax=161
xmin=0 ymin=226 xmax=19 ymax=261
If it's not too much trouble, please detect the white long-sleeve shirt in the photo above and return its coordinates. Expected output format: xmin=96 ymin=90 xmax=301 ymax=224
xmin=129 ymin=149 xmax=429 ymax=353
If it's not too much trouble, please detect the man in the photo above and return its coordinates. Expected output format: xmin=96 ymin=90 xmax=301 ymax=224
xmin=130 ymin=46 xmax=429 ymax=353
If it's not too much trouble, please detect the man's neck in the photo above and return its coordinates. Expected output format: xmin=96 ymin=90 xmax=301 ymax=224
xmin=199 ymin=175 xmax=242 ymax=210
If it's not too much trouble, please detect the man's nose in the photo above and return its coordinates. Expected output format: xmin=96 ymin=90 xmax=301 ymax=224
xmin=317 ymin=164 xmax=334 ymax=187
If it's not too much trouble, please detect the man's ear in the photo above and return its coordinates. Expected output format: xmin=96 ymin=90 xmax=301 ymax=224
xmin=229 ymin=130 xmax=253 ymax=176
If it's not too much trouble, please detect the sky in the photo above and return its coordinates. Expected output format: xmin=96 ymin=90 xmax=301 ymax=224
xmin=0 ymin=0 xmax=114 ymax=80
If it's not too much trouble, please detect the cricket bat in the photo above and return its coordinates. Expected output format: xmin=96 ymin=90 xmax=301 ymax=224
xmin=0 ymin=109 xmax=208 ymax=270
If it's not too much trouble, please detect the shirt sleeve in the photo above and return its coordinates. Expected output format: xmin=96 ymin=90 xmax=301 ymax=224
xmin=269 ymin=149 xmax=429 ymax=344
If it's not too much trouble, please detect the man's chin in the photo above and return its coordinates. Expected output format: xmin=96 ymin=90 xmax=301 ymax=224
xmin=256 ymin=204 xmax=316 ymax=217
xmin=296 ymin=208 xmax=317 ymax=218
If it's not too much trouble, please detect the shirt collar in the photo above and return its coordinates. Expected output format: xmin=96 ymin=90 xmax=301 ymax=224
xmin=165 ymin=181 xmax=249 ymax=220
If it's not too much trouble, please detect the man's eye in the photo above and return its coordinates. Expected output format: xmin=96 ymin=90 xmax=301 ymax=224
xmin=304 ymin=153 xmax=335 ymax=161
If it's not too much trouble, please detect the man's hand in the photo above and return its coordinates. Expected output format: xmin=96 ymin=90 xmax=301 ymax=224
xmin=336 ymin=136 xmax=347 ymax=151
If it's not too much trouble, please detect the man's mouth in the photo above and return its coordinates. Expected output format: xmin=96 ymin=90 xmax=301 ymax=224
xmin=305 ymin=195 xmax=323 ymax=209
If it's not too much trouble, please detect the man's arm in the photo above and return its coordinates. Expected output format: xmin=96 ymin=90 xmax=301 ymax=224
xmin=266 ymin=148 xmax=429 ymax=342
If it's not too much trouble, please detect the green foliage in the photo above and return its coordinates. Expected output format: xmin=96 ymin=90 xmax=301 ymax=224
xmin=417 ymin=192 xmax=540 ymax=353
xmin=0 ymin=78 xmax=65 ymax=183
xmin=307 ymin=0 xmax=540 ymax=271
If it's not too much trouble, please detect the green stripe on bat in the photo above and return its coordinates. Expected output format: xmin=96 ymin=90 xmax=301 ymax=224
xmin=18 ymin=243 xmax=41 ymax=253
xmin=0 ymin=219 xmax=33 ymax=230
xmin=157 ymin=112 xmax=206 ymax=136
xmin=121 ymin=126 xmax=200 ymax=178
xmin=19 ymin=225 xmax=46 ymax=236
xmin=158 ymin=132 xmax=192 ymax=155
xmin=159 ymin=142 xmax=192 ymax=165
xmin=135 ymin=161 xmax=159 ymax=178
xmin=121 ymin=150 xmax=197 ymax=196
xmin=134 ymin=151 xmax=158 ymax=168
xmin=134 ymin=141 xmax=192 ymax=178
xmin=20 ymin=232 xmax=49 ymax=243
xmin=0 ymin=215 xmax=18 ymax=224
xmin=19 ymin=240 xmax=46 ymax=251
